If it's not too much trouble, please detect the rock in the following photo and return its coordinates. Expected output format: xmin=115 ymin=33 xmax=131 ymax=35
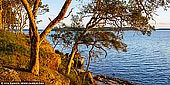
xmin=93 ymin=75 xmax=136 ymax=85
xmin=74 ymin=57 xmax=84 ymax=69
xmin=39 ymin=39 xmax=62 ymax=71
xmin=79 ymin=71 xmax=95 ymax=84
xmin=0 ymin=67 xmax=21 ymax=82
xmin=55 ymin=50 xmax=63 ymax=55
xmin=39 ymin=67 xmax=70 ymax=85
xmin=40 ymin=53 xmax=61 ymax=71
xmin=40 ymin=40 xmax=54 ymax=53
xmin=73 ymin=52 xmax=85 ymax=69
xmin=77 ymin=69 xmax=85 ymax=73
xmin=74 ymin=52 xmax=81 ymax=59
xmin=18 ymin=67 xmax=70 ymax=85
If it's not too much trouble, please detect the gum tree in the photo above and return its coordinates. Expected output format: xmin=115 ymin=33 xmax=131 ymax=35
xmin=0 ymin=0 xmax=2 ymax=29
xmin=21 ymin=0 xmax=72 ymax=75
xmin=66 ymin=0 xmax=170 ymax=75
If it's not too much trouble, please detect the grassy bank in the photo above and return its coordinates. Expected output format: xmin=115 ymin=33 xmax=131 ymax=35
xmin=0 ymin=30 xmax=96 ymax=85
xmin=0 ymin=30 xmax=71 ymax=85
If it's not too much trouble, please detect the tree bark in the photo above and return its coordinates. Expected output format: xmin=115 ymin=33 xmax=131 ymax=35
xmin=40 ymin=0 xmax=72 ymax=43
xmin=66 ymin=27 xmax=89 ymax=75
xmin=21 ymin=0 xmax=40 ymax=75
xmin=22 ymin=0 xmax=72 ymax=75
xmin=30 ymin=34 xmax=40 ymax=75
xmin=66 ymin=44 xmax=78 ymax=75
xmin=0 ymin=0 xmax=2 ymax=29
xmin=0 ymin=10 xmax=2 ymax=29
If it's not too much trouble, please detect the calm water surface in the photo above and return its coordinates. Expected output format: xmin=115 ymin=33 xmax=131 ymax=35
xmin=82 ymin=30 xmax=170 ymax=85
xmin=45 ymin=30 xmax=170 ymax=85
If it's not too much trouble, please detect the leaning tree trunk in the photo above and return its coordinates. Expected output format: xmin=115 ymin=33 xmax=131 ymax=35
xmin=66 ymin=44 xmax=78 ymax=75
xmin=66 ymin=28 xmax=89 ymax=75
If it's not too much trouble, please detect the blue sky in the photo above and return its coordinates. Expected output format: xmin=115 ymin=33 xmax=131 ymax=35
xmin=37 ymin=0 xmax=86 ymax=28
xmin=37 ymin=0 xmax=170 ymax=29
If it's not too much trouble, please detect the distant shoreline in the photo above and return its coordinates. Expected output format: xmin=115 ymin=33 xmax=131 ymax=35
xmin=23 ymin=28 xmax=170 ymax=31
xmin=155 ymin=28 xmax=170 ymax=30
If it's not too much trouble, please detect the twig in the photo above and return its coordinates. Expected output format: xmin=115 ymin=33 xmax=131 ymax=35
xmin=64 ymin=8 xmax=74 ymax=18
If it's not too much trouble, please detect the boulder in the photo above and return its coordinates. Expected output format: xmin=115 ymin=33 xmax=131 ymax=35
xmin=40 ymin=40 xmax=54 ymax=53
xmin=73 ymin=52 xmax=85 ymax=69
xmin=40 ymin=53 xmax=61 ymax=71
xmin=0 ymin=67 xmax=21 ymax=82
xmin=39 ymin=40 xmax=61 ymax=71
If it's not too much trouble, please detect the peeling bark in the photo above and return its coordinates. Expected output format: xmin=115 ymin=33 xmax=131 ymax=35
xmin=22 ymin=0 xmax=72 ymax=75
xmin=21 ymin=0 xmax=40 ymax=75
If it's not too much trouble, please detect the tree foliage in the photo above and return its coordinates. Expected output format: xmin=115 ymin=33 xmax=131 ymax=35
xmin=1 ymin=0 xmax=49 ymax=33
xmin=49 ymin=0 xmax=170 ymax=75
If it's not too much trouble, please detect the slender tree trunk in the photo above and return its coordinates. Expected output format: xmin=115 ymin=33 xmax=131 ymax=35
xmin=86 ymin=55 xmax=91 ymax=72
xmin=67 ymin=44 xmax=78 ymax=75
xmin=0 ymin=0 xmax=2 ymax=29
xmin=66 ymin=28 xmax=89 ymax=75
xmin=30 ymin=34 xmax=40 ymax=75
xmin=0 ymin=10 xmax=2 ymax=29
xmin=29 ymin=24 xmax=39 ymax=75
xmin=86 ymin=45 xmax=94 ymax=72
xmin=21 ymin=0 xmax=40 ymax=75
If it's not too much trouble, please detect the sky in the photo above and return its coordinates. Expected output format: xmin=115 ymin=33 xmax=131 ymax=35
xmin=37 ymin=0 xmax=86 ymax=28
xmin=37 ymin=0 xmax=170 ymax=29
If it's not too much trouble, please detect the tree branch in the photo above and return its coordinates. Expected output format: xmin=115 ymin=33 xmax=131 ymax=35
xmin=32 ymin=0 xmax=40 ymax=16
xmin=94 ymin=44 xmax=108 ymax=58
xmin=64 ymin=8 xmax=74 ymax=18
xmin=40 ymin=0 xmax=72 ymax=43
xmin=21 ymin=0 xmax=38 ymax=34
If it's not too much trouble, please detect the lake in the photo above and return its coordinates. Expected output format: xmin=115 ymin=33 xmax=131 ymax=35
xmin=26 ymin=30 xmax=170 ymax=85
xmin=81 ymin=30 xmax=170 ymax=85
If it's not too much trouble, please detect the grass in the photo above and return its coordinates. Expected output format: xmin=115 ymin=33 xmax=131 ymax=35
xmin=0 ymin=30 xmax=30 ymax=69
xmin=0 ymin=30 xmax=93 ymax=85
xmin=0 ymin=30 xmax=57 ymax=70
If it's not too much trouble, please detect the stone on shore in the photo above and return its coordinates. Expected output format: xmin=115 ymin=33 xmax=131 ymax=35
xmin=93 ymin=75 xmax=136 ymax=85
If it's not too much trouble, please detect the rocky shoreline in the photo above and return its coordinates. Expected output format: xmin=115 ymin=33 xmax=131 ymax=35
xmin=69 ymin=52 xmax=136 ymax=85
xmin=93 ymin=74 xmax=136 ymax=85
xmin=63 ymin=51 xmax=136 ymax=85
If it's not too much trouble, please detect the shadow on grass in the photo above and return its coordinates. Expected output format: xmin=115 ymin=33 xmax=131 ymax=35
xmin=3 ymin=66 xmax=30 ymax=72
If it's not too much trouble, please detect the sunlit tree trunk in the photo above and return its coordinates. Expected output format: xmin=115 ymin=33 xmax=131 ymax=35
xmin=67 ymin=44 xmax=78 ymax=75
xmin=0 ymin=0 xmax=2 ymax=29
xmin=22 ymin=0 xmax=72 ymax=75
xmin=0 ymin=10 xmax=2 ymax=29
xmin=66 ymin=29 xmax=88 ymax=75
xmin=21 ymin=0 xmax=40 ymax=75
xmin=30 ymin=32 xmax=40 ymax=75
xmin=66 ymin=18 xmax=99 ymax=75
